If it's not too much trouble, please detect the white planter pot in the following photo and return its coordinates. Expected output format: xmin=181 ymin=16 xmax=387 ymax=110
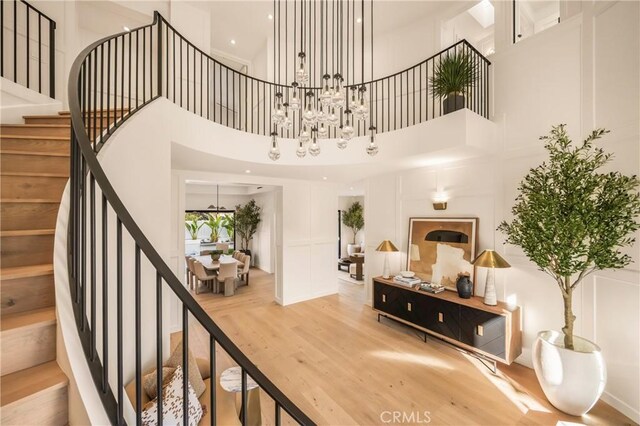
xmin=532 ymin=330 xmax=606 ymax=416
xmin=347 ymin=244 xmax=361 ymax=256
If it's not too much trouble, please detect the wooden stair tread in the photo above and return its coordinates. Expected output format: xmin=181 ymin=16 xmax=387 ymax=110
xmin=0 ymin=135 xmax=68 ymax=141
xmin=0 ymin=264 xmax=54 ymax=280
xmin=58 ymin=109 xmax=129 ymax=115
xmin=0 ymin=361 xmax=68 ymax=408
xmin=0 ymin=149 xmax=69 ymax=157
xmin=0 ymin=171 xmax=68 ymax=178
xmin=1 ymin=124 xmax=70 ymax=128
xmin=0 ymin=199 xmax=61 ymax=204
xmin=0 ymin=307 xmax=56 ymax=333
xmin=0 ymin=229 xmax=55 ymax=237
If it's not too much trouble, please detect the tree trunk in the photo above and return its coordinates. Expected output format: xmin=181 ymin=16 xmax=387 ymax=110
xmin=562 ymin=281 xmax=575 ymax=350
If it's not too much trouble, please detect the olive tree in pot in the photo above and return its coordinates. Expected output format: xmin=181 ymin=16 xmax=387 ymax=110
xmin=342 ymin=201 xmax=364 ymax=255
xmin=429 ymin=49 xmax=478 ymax=115
xmin=235 ymin=199 xmax=262 ymax=258
xmin=498 ymin=125 xmax=640 ymax=416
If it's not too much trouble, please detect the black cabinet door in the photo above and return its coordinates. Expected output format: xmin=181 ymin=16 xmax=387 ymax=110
xmin=459 ymin=306 xmax=506 ymax=357
xmin=424 ymin=298 xmax=460 ymax=340
xmin=373 ymin=281 xmax=400 ymax=315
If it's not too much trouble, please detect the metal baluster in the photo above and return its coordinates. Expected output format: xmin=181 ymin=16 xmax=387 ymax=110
xmin=135 ymin=244 xmax=142 ymax=426
xmin=156 ymin=272 xmax=163 ymax=425
xmin=90 ymin=172 xmax=96 ymax=357
xmin=49 ymin=17 xmax=55 ymax=97
xmin=12 ymin=0 xmax=16 ymax=82
xmin=121 ymin=35 xmax=125 ymax=121
xmin=117 ymin=218 xmax=124 ymax=425
xmin=107 ymin=40 xmax=111 ymax=134
xmin=186 ymin=45 xmax=189 ymax=111
xmin=182 ymin=305 xmax=189 ymax=425
xmin=241 ymin=368 xmax=247 ymax=426
xmin=200 ymin=52 xmax=203 ymax=116
xmin=1 ymin=1 xmax=4 ymax=77
xmin=210 ymin=336 xmax=216 ymax=426
xmin=143 ymin=27 xmax=146 ymax=102
xmin=136 ymin=30 xmax=139 ymax=108
xmin=38 ymin=14 xmax=41 ymax=91
xmin=275 ymin=403 xmax=281 ymax=426
xmin=25 ymin=6 xmax=29 ymax=88
xmin=128 ymin=33 xmax=131 ymax=113
xmin=101 ymin=193 xmax=108 ymax=392
xmin=100 ymin=44 xmax=104 ymax=144
xmin=93 ymin=50 xmax=98 ymax=146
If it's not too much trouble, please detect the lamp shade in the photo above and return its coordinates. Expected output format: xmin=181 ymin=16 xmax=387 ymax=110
xmin=472 ymin=249 xmax=511 ymax=268
xmin=376 ymin=240 xmax=399 ymax=252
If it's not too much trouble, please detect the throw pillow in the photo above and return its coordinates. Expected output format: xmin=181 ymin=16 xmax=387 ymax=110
xmin=143 ymin=367 xmax=176 ymax=400
xmin=166 ymin=341 xmax=206 ymax=398
xmin=141 ymin=365 xmax=203 ymax=426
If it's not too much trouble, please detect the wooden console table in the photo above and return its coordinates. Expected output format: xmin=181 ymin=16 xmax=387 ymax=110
xmin=372 ymin=277 xmax=522 ymax=365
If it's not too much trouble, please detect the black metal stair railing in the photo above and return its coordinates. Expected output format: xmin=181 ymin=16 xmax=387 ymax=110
xmin=67 ymin=12 xmax=314 ymax=426
xmin=1 ymin=0 xmax=56 ymax=98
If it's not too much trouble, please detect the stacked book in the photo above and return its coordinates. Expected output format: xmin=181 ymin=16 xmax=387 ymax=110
xmin=393 ymin=276 xmax=421 ymax=287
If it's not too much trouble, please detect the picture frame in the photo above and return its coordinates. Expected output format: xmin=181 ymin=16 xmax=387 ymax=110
xmin=406 ymin=217 xmax=478 ymax=292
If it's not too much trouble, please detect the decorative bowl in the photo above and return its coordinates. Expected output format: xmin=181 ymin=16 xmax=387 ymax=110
xmin=400 ymin=271 xmax=415 ymax=278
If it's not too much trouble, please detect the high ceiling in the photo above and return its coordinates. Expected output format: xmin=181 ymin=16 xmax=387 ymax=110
xmin=191 ymin=1 xmax=463 ymax=63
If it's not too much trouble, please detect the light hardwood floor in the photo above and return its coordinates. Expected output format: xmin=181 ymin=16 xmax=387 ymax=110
xmin=175 ymin=269 xmax=635 ymax=426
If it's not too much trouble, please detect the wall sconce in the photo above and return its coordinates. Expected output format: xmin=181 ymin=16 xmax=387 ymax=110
xmin=432 ymin=192 xmax=448 ymax=210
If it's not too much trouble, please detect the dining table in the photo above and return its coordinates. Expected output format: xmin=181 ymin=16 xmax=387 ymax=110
xmin=194 ymin=255 xmax=238 ymax=271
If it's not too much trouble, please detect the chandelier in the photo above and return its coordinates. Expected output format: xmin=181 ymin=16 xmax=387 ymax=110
xmin=268 ymin=0 xmax=377 ymax=161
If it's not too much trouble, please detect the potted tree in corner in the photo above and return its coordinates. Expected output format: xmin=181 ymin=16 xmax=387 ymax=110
xmin=343 ymin=201 xmax=364 ymax=255
xmin=235 ymin=199 xmax=262 ymax=258
xmin=499 ymin=125 xmax=640 ymax=416
xmin=429 ymin=49 xmax=478 ymax=115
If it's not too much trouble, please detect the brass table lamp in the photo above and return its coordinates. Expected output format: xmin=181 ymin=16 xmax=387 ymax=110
xmin=376 ymin=240 xmax=399 ymax=279
xmin=472 ymin=249 xmax=511 ymax=306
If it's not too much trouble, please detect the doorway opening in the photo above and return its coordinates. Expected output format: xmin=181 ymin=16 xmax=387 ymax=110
xmin=337 ymin=191 xmax=365 ymax=287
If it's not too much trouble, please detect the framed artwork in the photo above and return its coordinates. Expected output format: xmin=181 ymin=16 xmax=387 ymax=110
xmin=407 ymin=217 xmax=478 ymax=291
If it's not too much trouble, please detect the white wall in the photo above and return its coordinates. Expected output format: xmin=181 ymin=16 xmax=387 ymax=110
xmin=251 ymin=190 xmax=277 ymax=273
xmin=364 ymin=3 xmax=640 ymax=421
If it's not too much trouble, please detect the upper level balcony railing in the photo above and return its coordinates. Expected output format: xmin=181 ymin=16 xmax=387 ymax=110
xmin=1 ymin=0 xmax=56 ymax=98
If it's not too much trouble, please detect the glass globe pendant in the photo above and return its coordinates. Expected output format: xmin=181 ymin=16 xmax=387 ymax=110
xmin=317 ymin=122 xmax=328 ymax=138
xmin=299 ymin=124 xmax=310 ymax=143
xmin=281 ymin=103 xmax=293 ymax=130
xmin=341 ymin=110 xmax=355 ymax=140
xmin=302 ymin=92 xmax=316 ymax=125
xmin=296 ymin=52 xmax=309 ymax=85
xmin=296 ymin=138 xmax=307 ymax=158
xmin=327 ymin=107 xmax=339 ymax=127
xmin=316 ymin=105 xmax=327 ymax=123
xmin=331 ymin=75 xmax=345 ymax=108
xmin=289 ymin=83 xmax=301 ymax=111
xmin=319 ymin=74 xmax=333 ymax=106
xmin=337 ymin=132 xmax=348 ymax=149
xmin=354 ymin=87 xmax=369 ymax=121
xmin=268 ymin=132 xmax=281 ymax=161
xmin=349 ymin=87 xmax=359 ymax=111
xmin=366 ymin=126 xmax=378 ymax=156
xmin=271 ymin=92 xmax=286 ymax=125
xmin=309 ymin=129 xmax=321 ymax=156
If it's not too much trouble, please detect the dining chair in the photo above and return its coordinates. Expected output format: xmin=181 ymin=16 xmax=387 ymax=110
xmin=237 ymin=255 xmax=251 ymax=286
xmin=187 ymin=257 xmax=198 ymax=290
xmin=217 ymin=262 xmax=238 ymax=297
xmin=217 ymin=242 xmax=229 ymax=253
xmin=193 ymin=261 xmax=217 ymax=294
xmin=185 ymin=256 xmax=192 ymax=287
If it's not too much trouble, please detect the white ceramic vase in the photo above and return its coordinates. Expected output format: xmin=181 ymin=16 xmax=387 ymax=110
xmin=532 ymin=330 xmax=606 ymax=416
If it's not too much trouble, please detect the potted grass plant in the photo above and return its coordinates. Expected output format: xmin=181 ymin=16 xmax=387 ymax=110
xmin=498 ymin=125 xmax=640 ymax=415
xmin=205 ymin=213 xmax=224 ymax=243
xmin=429 ymin=49 xmax=478 ymax=115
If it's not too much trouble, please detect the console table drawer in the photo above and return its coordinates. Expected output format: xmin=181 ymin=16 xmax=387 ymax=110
xmin=460 ymin=306 xmax=506 ymax=353
xmin=424 ymin=298 xmax=460 ymax=340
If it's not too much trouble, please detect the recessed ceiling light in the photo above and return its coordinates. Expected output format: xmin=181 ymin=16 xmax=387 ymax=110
xmin=356 ymin=17 xmax=362 ymax=24
xmin=268 ymin=14 xmax=273 ymax=20
xmin=245 ymin=169 xmax=251 ymax=173
xmin=350 ymin=187 xmax=354 ymax=190
xmin=230 ymin=39 xmax=236 ymax=45
xmin=123 ymin=26 xmax=131 ymax=32
xmin=322 ymin=176 xmax=328 ymax=180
